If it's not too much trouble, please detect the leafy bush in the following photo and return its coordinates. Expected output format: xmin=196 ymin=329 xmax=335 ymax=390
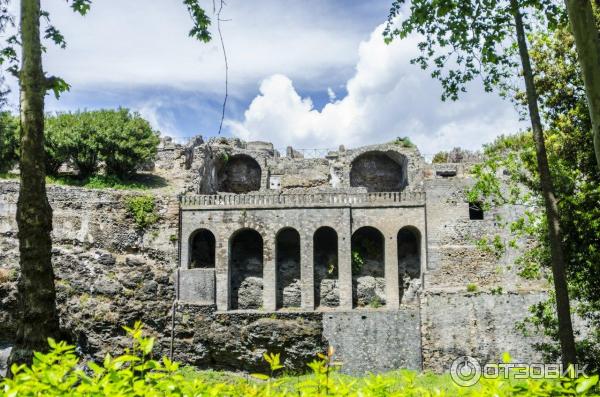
xmin=2 ymin=322 xmax=599 ymax=396
xmin=126 ymin=195 xmax=159 ymax=229
xmin=0 ymin=112 xmax=19 ymax=173
xmin=393 ymin=136 xmax=416 ymax=148
xmin=96 ymin=109 xmax=160 ymax=179
xmin=467 ymin=283 xmax=478 ymax=292
xmin=351 ymin=250 xmax=364 ymax=273
xmin=43 ymin=109 xmax=159 ymax=178
xmin=45 ymin=112 xmax=97 ymax=177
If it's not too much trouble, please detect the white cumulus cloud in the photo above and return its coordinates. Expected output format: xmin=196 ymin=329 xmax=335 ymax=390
xmin=226 ymin=22 xmax=524 ymax=154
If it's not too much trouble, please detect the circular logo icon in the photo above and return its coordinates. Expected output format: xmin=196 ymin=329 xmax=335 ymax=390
xmin=450 ymin=356 xmax=481 ymax=387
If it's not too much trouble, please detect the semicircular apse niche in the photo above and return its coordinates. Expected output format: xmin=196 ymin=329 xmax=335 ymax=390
xmin=217 ymin=154 xmax=261 ymax=193
xmin=350 ymin=151 xmax=408 ymax=192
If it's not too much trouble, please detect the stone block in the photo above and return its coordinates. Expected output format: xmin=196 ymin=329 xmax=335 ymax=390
xmin=178 ymin=269 xmax=216 ymax=304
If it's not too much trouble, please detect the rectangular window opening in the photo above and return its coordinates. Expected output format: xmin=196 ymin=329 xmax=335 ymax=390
xmin=469 ymin=201 xmax=484 ymax=220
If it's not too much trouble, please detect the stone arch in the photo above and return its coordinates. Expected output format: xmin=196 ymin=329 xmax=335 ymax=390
xmin=397 ymin=226 xmax=421 ymax=302
xmin=217 ymin=154 xmax=261 ymax=193
xmin=229 ymin=228 xmax=263 ymax=310
xmin=351 ymin=226 xmax=386 ymax=307
xmin=313 ymin=226 xmax=339 ymax=308
xmin=275 ymin=227 xmax=301 ymax=309
xmin=189 ymin=228 xmax=216 ymax=269
xmin=349 ymin=151 xmax=408 ymax=192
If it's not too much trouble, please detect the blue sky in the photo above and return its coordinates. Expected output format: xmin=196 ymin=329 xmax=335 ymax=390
xmin=4 ymin=0 xmax=523 ymax=155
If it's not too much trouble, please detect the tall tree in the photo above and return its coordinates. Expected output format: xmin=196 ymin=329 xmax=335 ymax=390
xmin=564 ymin=0 xmax=600 ymax=170
xmin=6 ymin=0 xmax=212 ymax=367
xmin=470 ymin=7 xmax=600 ymax=370
xmin=384 ymin=0 xmax=577 ymax=365
xmin=10 ymin=0 xmax=59 ymax=366
xmin=509 ymin=0 xmax=577 ymax=367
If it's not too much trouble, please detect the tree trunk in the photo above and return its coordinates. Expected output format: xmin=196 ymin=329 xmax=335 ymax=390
xmin=510 ymin=0 xmax=577 ymax=366
xmin=565 ymin=0 xmax=600 ymax=170
xmin=8 ymin=0 xmax=59 ymax=369
xmin=565 ymin=0 xmax=600 ymax=168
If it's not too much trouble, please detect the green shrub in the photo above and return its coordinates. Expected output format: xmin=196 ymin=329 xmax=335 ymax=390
xmin=97 ymin=109 xmax=160 ymax=179
xmin=467 ymin=283 xmax=478 ymax=292
xmin=432 ymin=151 xmax=449 ymax=163
xmin=45 ymin=112 xmax=100 ymax=177
xmin=369 ymin=296 xmax=383 ymax=308
xmin=351 ymin=250 xmax=365 ymax=273
xmin=126 ymin=195 xmax=159 ymax=229
xmin=0 ymin=112 xmax=19 ymax=173
xmin=2 ymin=322 xmax=598 ymax=396
xmin=43 ymin=109 xmax=159 ymax=178
xmin=393 ymin=136 xmax=416 ymax=148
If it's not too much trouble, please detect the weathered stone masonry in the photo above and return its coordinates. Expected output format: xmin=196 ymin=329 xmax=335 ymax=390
xmin=178 ymin=192 xmax=427 ymax=311
xmin=0 ymin=138 xmax=550 ymax=376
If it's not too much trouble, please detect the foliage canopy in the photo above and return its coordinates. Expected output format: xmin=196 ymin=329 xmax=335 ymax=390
xmin=468 ymin=11 xmax=600 ymax=371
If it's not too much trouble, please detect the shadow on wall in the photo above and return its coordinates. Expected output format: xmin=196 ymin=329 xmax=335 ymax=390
xmin=351 ymin=226 xmax=386 ymax=308
xmin=190 ymin=229 xmax=216 ymax=269
xmin=217 ymin=154 xmax=261 ymax=193
xmin=350 ymin=151 xmax=408 ymax=192
xmin=276 ymin=228 xmax=301 ymax=309
xmin=314 ymin=227 xmax=339 ymax=308
xmin=229 ymin=228 xmax=264 ymax=310
xmin=398 ymin=226 xmax=421 ymax=302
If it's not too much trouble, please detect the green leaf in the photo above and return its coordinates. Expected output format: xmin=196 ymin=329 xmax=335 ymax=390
xmin=250 ymin=373 xmax=270 ymax=380
xmin=576 ymin=375 xmax=599 ymax=394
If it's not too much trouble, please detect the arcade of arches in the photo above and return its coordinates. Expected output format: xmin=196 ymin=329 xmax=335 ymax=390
xmin=188 ymin=225 xmax=421 ymax=311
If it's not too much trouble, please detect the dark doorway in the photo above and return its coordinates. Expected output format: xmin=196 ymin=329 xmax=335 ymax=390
xmin=276 ymin=228 xmax=301 ymax=309
xmin=313 ymin=227 xmax=339 ymax=308
xmin=229 ymin=228 xmax=263 ymax=309
xmin=189 ymin=229 xmax=216 ymax=268
xmin=351 ymin=226 xmax=385 ymax=307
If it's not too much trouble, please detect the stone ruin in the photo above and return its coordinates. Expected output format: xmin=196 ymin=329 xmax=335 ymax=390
xmin=0 ymin=136 xmax=551 ymax=376
xmin=175 ymin=138 xmax=427 ymax=312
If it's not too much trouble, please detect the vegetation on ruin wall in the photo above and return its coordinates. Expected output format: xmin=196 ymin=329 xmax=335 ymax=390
xmin=1 ymin=322 xmax=599 ymax=397
xmin=468 ymin=8 xmax=600 ymax=372
xmin=125 ymin=195 xmax=160 ymax=229
xmin=0 ymin=109 xmax=159 ymax=180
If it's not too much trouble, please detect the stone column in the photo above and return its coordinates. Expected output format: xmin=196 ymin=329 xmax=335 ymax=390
xmin=263 ymin=235 xmax=277 ymax=311
xmin=215 ymin=234 xmax=229 ymax=311
xmin=180 ymin=225 xmax=191 ymax=270
xmin=385 ymin=233 xmax=400 ymax=309
xmin=301 ymin=232 xmax=315 ymax=310
xmin=338 ymin=209 xmax=353 ymax=310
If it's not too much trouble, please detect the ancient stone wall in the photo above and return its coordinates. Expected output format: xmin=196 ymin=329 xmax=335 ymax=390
xmin=0 ymin=137 xmax=553 ymax=376
xmin=152 ymin=137 xmax=425 ymax=194
xmin=178 ymin=196 xmax=427 ymax=311
xmin=420 ymin=291 xmax=547 ymax=372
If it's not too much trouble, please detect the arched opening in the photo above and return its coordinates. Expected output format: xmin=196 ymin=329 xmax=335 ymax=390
xmin=217 ymin=154 xmax=261 ymax=193
xmin=350 ymin=151 xmax=407 ymax=192
xmin=276 ymin=228 xmax=301 ymax=309
xmin=398 ymin=227 xmax=421 ymax=302
xmin=229 ymin=228 xmax=263 ymax=310
xmin=189 ymin=229 xmax=216 ymax=269
xmin=313 ymin=227 xmax=339 ymax=308
xmin=351 ymin=226 xmax=385 ymax=308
